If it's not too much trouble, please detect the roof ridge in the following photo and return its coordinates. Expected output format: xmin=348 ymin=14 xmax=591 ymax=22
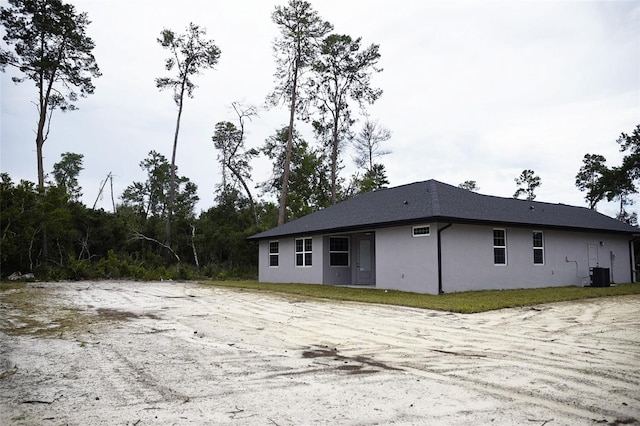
xmin=474 ymin=190 xmax=591 ymax=210
xmin=428 ymin=180 xmax=442 ymax=216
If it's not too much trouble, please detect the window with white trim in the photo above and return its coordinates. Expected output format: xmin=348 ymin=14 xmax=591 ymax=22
xmin=493 ymin=229 xmax=507 ymax=265
xmin=533 ymin=231 xmax=544 ymax=265
xmin=269 ymin=241 xmax=279 ymax=267
xmin=412 ymin=225 xmax=430 ymax=237
xmin=329 ymin=237 xmax=350 ymax=266
xmin=295 ymin=237 xmax=312 ymax=267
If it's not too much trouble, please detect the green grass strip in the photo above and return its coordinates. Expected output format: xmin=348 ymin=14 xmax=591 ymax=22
xmin=201 ymin=281 xmax=640 ymax=313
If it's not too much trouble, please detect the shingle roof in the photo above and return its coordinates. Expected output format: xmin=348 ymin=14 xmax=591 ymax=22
xmin=249 ymin=180 xmax=639 ymax=239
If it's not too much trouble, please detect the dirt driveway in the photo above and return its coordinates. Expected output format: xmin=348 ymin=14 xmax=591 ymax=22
xmin=1 ymin=281 xmax=639 ymax=425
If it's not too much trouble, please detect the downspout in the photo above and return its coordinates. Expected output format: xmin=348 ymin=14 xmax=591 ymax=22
xmin=437 ymin=223 xmax=453 ymax=294
xmin=629 ymin=237 xmax=640 ymax=283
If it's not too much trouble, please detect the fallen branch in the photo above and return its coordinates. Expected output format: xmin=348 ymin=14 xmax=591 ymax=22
xmin=431 ymin=349 xmax=487 ymax=357
xmin=130 ymin=230 xmax=181 ymax=262
xmin=22 ymin=394 xmax=62 ymax=405
xmin=528 ymin=419 xmax=554 ymax=426
xmin=227 ymin=406 xmax=245 ymax=419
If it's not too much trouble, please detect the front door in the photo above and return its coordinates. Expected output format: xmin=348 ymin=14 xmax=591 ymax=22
xmin=355 ymin=235 xmax=375 ymax=286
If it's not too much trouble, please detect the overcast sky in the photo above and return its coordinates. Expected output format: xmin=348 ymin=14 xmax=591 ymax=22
xmin=2 ymin=0 xmax=639 ymax=218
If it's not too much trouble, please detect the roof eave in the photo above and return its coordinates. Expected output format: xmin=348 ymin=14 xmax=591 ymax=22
xmin=248 ymin=216 xmax=638 ymax=240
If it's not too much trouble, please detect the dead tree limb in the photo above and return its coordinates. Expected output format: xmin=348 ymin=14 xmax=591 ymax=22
xmin=131 ymin=230 xmax=181 ymax=263
xmin=93 ymin=172 xmax=112 ymax=210
xmin=190 ymin=224 xmax=199 ymax=270
xmin=109 ymin=173 xmax=116 ymax=213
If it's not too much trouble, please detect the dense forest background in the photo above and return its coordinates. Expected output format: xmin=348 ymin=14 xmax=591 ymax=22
xmin=0 ymin=132 xmax=392 ymax=281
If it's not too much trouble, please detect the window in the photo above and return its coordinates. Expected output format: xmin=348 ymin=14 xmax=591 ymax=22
xmin=329 ymin=237 xmax=350 ymax=266
xmin=533 ymin=231 xmax=544 ymax=264
xmin=295 ymin=237 xmax=312 ymax=267
xmin=412 ymin=225 xmax=430 ymax=237
xmin=269 ymin=241 xmax=279 ymax=267
xmin=493 ymin=229 xmax=507 ymax=265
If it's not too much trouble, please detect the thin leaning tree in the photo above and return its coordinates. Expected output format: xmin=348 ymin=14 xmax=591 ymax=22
xmin=268 ymin=0 xmax=332 ymax=225
xmin=212 ymin=102 xmax=260 ymax=226
xmin=156 ymin=23 xmax=221 ymax=245
xmin=0 ymin=0 xmax=101 ymax=192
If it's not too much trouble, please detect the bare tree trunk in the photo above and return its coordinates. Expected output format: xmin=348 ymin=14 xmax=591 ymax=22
xmin=166 ymin=79 xmax=187 ymax=245
xmin=110 ymin=173 xmax=116 ymax=213
xmin=93 ymin=172 xmax=111 ymax=209
xmin=36 ymin=135 xmax=45 ymax=190
xmin=36 ymin=34 xmax=48 ymax=191
xmin=330 ymin=117 xmax=339 ymax=205
xmin=36 ymin=135 xmax=48 ymax=259
xmin=278 ymin=64 xmax=298 ymax=225
xmin=190 ymin=224 xmax=199 ymax=270
xmin=228 ymin=163 xmax=259 ymax=226
xmin=36 ymin=40 xmax=60 ymax=259
xmin=36 ymin=75 xmax=49 ymax=258
xmin=227 ymin=102 xmax=258 ymax=225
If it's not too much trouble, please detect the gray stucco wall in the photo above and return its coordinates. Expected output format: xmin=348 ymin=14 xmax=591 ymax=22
xmin=322 ymin=235 xmax=353 ymax=286
xmin=257 ymin=223 xmax=632 ymax=294
xmin=375 ymin=224 xmax=439 ymax=294
xmin=258 ymin=237 xmax=324 ymax=284
xmin=440 ymin=224 xmax=632 ymax=293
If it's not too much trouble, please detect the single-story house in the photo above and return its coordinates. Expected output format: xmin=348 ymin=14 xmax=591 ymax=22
xmin=249 ymin=180 xmax=639 ymax=294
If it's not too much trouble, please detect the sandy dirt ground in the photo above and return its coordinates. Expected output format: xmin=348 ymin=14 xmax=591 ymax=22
xmin=1 ymin=281 xmax=639 ymax=426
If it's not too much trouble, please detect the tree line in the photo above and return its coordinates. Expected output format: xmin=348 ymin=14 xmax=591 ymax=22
xmin=0 ymin=0 xmax=392 ymax=280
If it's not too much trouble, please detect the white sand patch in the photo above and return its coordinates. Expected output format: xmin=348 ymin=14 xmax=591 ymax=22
xmin=1 ymin=281 xmax=639 ymax=425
